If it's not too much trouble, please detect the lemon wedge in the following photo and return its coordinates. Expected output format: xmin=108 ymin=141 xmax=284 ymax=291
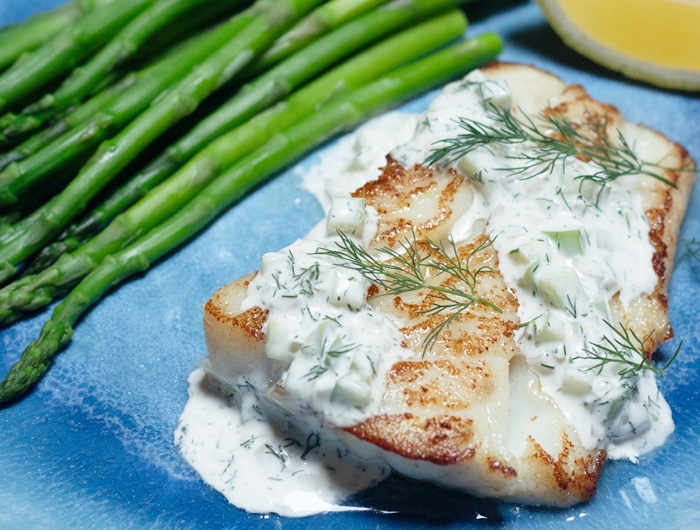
xmin=536 ymin=0 xmax=700 ymax=91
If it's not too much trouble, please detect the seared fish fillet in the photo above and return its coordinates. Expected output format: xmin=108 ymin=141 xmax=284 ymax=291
xmin=203 ymin=63 xmax=695 ymax=507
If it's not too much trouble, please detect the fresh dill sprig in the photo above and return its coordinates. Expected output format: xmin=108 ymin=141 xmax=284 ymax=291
xmin=300 ymin=433 xmax=321 ymax=460
xmin=576 ymin=320 xmax=680 ymax=378
xmin=315 ymin=231 xmax=502 ymax=356
xmin=425 ymin=101 xmax=680 ymax=193
xmin=286 ymin=251 xmax=321 ymax=296
xmin=264 ymin=444 xmax=287 ymax=465
xmin=304 ymin=365 xmax=328 ymax=381
xmin=517 ymin=313 xmax=543 ymax=330
xmin=564 ymin=295 xmax=577 ymax=318
xmin=240 ymin=435 xmax=255 ymax=449
xmin=326 ymin=342 xmax=357 ymax=358
xmin=283 ymin=437 xmax=300 ymax=448
xmin=323 ymin=315 xmax=342 ymax=326
xmin=300 ymin=333 xmax=356 ymax=360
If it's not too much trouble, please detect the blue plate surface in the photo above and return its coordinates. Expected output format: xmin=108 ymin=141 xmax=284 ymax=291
xmin=1 ymin=2 xmax=699 ymax=529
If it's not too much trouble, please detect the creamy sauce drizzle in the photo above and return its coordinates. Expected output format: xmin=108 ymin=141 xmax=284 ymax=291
xmin=393 ymin=70 xmax=673 ymax=457
xmin=177 ymin=111 xmax=418 ymax=517
xmin=241 ymin=207 xmax=413 ymax=427
xmin=300 ymin=112 xmax=419 ymax=211
xmin=177 ymin=69 xmax=675 ymax=515
xmin=176 ymin=369 xmax=386 ymax=516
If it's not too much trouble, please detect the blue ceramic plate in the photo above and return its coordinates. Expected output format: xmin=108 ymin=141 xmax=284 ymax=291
xmin=1 ymin=2 xmax=699 ymax=528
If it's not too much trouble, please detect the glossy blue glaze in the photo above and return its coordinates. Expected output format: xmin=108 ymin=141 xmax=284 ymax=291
xmin=1 ymin=1 xmax=698 ymax=528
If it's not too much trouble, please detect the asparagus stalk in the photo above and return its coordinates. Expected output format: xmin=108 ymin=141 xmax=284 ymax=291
xmin=0 ymin=13 xmax=255 ymax=212
xmin=0 ymin=0 xmax=252 ymax=153
xmin=0 ymin=74 xmax=139 ymax=173
xmin=0 ymin=21 xmax=242 ymax=173
xmin=255 ymin=0 xmax=390 ymax=72
xmin=24 ymin=3 xmax=465 ymax=276
xmin=126 ymin=0 xmax=470 ymax=224
xmin=0 ymin=0 xmax=120 ymax=72
xmin=0 ymin=0 xmax=158 ymax=114
xmin=0 ymin=33 xmax=503 ymax=402
xmin=0 ymin=10 xmax=469 ymax=319
xmin=0 ymin=0 xmax=321 ymax=280
xmin=0 ymin=204 xmax=49 ymax=248
xmin=0 ymin=212 xmax=21 ymax=245
xmin=0 ymin=34 xmax=248 ymax=268
xmin=0 ymin=212 xmax=19 ymax=230
xmin=0 ymin=2 xmax=81 ymax=72
xmin=0 ymin=0 xmax=249 ymax=147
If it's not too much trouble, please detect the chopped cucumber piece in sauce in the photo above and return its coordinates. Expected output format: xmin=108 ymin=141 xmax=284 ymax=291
xmin=327 ymin=197 xmax=367 ymax=236
xmin=518 ymin=260 xmax=540 ymax=291
xmin=535 ymin=312 xmax=565 ymax=343
xmin=543 ymin=229 xmax=583 ymax=257
xmin=536 ymin=266 xmax=582 ymax=309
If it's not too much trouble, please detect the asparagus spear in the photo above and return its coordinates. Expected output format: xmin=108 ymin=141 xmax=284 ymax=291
xmin=0 ymin=74 xmax=139 ymax=173
xmin=0 ymin=2 xmax=82 ymax=73
xmin=117 ymin=0 xmax=462 ymax=228
xmin=0 ymin=0 xmax=404 ymax=174
xmin=0 ymin=12 xmax=256 ymax=212
xmin=0 ymin=0 xmax=321 ymax=280
xmin=0 ymin=33 xmax=503 ymax=403
xmin=0 ymin=0 xmax=158 ymax=114
xmin=0 ymin=20 xmax=244 ymax=173
xmin=0 ymin=10 xmax=469 ymax=320
xmin=0 ymin=0 xmax=254 ymax=153
xmin=0 ymin=212 xmax=22 ymax=247
xmin=0 ymin=204 xmax=49 ymax=248
xmin=0 ymin=0 xmax=119 ymax=72
xmin=24 ymin=1 xmax=465 ymax=276
xmin=46 ymin=0 xmax=468 ymax=258
xmin=0 ymin=0 xmax=249 ymax=147
xmin=0 ymin=212 xmax=19 ymax=230
xmin=0 ymin=35 xmax=249 ymax=266
xmin=255 ymin=0 xmax=390 ymax=72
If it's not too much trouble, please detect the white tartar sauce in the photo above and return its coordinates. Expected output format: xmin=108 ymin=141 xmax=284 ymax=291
xmin=177 ymin=68 xmax=675 ymax=515
xmin=175 ymin=368 xmax=387 ymax=516
xmin=241 ymin=201 xmax=413 ymax=427
xmin=393 ymin=70 xmax=673 ymax=459
xmin=178 ymin=189 xmax=414 ymax=516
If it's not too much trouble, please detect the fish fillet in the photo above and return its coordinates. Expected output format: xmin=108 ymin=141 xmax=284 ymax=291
xmin=202 ymin=63 xmax=695 ymax=507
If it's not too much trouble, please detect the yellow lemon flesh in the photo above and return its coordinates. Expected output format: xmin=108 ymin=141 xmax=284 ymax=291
xmin=537 ymin=0 xmax=700 ymax=91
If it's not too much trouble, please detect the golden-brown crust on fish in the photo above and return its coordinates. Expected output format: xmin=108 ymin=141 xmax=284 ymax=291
xmin=203 ymin=273 xmax=273 ymax=386
xmin=345 ymin=229 xmax=604 ymax=505
xmin=352 ymin=159 xmax=473 ymax=247
xmin=520 ymin=435 xmax=606 ymax=504
xmin=347 ymin=412 xmax=477 ymax=466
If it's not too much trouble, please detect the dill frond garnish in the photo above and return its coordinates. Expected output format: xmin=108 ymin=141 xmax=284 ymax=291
xmin=315 ymin=231 xmax=502 ymax=356
xmin=425 ymin=101 xmax=680 ymax=194
xmin=300 ymin=433 xmax=321 ymax=460
xmin=326 ymin=342 xmax=357 ymax=358
xmin=289 ymin=252 xmax=321 ymax=296
xmin=240 ymin=435 xmax=255 ymax=449
xmin=564 ymin=295 xmax=577 ymax=318
xmin=264 ymin=444 xmax=287 ymax=465
xmin=576 ymin=320 xmax=680 ymax=378
xmin=304 ymin=365 xmax=328 ymax=381
xmin=272 ymin=251 xmax=322 ymax=296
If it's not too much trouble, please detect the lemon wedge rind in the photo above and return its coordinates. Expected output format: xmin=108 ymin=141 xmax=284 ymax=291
xmin=537 ymin=0 xmax=700 ymax=91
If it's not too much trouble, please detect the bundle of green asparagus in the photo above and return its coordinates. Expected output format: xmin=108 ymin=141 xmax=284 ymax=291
xmin=0 ymin=0 xmax=502 ymax=403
